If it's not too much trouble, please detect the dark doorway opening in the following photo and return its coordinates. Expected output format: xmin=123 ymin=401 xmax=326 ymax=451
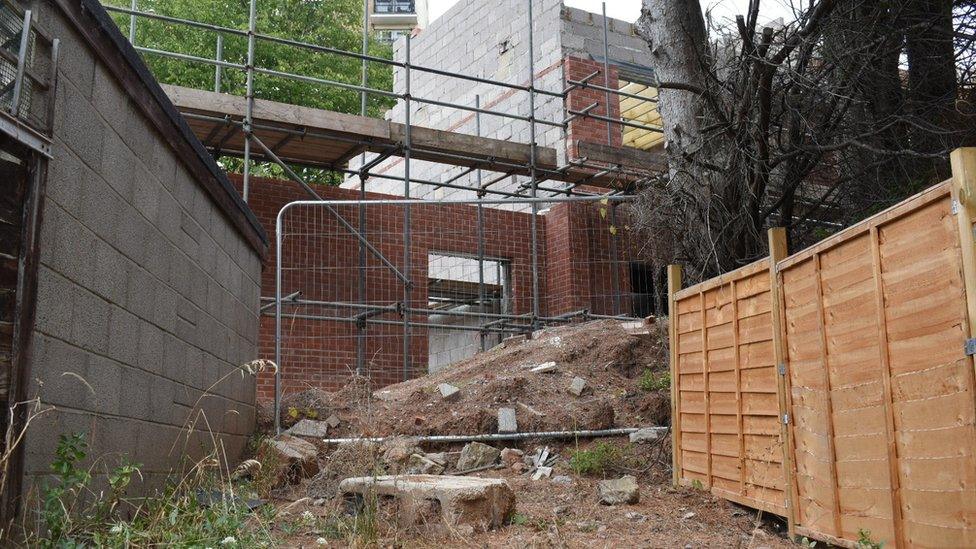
xmin=629 ymin=262 xmax=656 ymax=318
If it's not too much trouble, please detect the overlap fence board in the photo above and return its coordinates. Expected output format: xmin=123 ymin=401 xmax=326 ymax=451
xmin=669 ymin=148 xmax=976 ymax=548
xmin=672 ymin=258 xmax=785 ymax=515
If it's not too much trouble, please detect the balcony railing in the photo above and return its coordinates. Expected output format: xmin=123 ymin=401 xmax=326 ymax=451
xmin=374 ymin=0 xmax=416 ymax=15
xmin=0 ymin=0 xmax=59 ymax=141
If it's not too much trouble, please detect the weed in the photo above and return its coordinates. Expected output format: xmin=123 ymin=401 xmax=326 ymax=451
xmin=856 ymin=528 xmax=884 ymax=549
xmin=28 ymin=432 xmax=279 ymax=547
xmin=799 ymin=536 xmax=817 ymax=547
xmin=569 ymin=443 xmax=620 ymax=475
xmin=639 ymin=369 xmax=670 ymax=392
xmin=690 ymin=479 xmax=704 ymax=490
xmin=509 ymin=512 xmax=529 ymax=526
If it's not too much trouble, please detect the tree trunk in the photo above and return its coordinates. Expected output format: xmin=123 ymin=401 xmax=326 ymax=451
xmin=635 ymin=0 xmax=709 ymax=172
xmin=903 ymin=0 xmax=957 ymax=179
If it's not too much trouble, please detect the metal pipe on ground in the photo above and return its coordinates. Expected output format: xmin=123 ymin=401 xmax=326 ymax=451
xmin=316 ymin=427 xmax=664 ymax=445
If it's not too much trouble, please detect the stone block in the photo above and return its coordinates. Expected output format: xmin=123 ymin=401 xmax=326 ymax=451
xmin=497 ymin=408 xmax=517 ymax=434
xmin=597 ymin=475 xmax=639 ymax=505
xmin=339 ymin=474 xmax=515 ymax=532
xmin=438 ymin=382 xmax=461 ymax=400
xmin=457 ymin=442 xmax=500 ymax=471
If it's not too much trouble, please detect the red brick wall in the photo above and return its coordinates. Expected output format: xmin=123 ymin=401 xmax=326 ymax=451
xmin=564 ymin=55 xmax=623 ymax=159
xmin=235 ymin=175 xmax=543 ymax=398
xmin=233 ymin=174 xmax=645 ymax=400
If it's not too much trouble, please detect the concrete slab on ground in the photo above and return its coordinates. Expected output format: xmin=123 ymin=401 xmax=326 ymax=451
xmin=339 ymin=474 xmax=515 ymax=531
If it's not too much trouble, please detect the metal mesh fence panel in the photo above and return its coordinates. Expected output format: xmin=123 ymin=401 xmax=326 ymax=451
xmin=270 ymin=195 xmax=663 ymax=403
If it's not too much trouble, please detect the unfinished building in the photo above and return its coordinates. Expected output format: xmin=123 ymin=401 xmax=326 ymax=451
xmin=100 ymin=0 xmax=667 ymax=409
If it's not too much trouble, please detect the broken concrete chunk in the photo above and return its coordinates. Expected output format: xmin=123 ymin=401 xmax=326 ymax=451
xmin=268 ymin=435 xmax=319 ymax=480
xmin=285 ymin=419 xmax=329 ymax=438
xmin=457 ymin=441 xmax=500 ymax=471
xmin=407 ymin=453 xmax=446 ymax=475
xmin=529 ymin=361 xmax=557 ymax=373
xmin=325 ymin=414 xmax=341 ymax=429
xmin=438 ymin=383 xmax=461 ymax=400
xmin=497 ymin=407 xmax=517 ymax=434
xmin=531 ymin=466 xmax=553 ymax=480
xmin=499 ymin=448 xmax=524 ymax=467
xmin=629 ymin=427 xmax=662 ymax=444
xmin=598 ymin=475 xmax=639 ymax=505
xmin=339 ymin=474 xmax=515 ymax=532
xmin=382 ymin=437 xmax=423 ymax=470
xmin=568 ymin=376 xmax=587 ymax=396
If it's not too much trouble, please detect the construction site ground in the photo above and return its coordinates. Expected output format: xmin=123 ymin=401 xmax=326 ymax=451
xmin=255 ymin=319 xmax=792 ymax=547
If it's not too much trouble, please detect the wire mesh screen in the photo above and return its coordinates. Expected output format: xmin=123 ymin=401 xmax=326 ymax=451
xmin=0 ymin=0 xmax=54 ymax=132
xmin=0 ymin=1 xmax=25 ymax=111
xmin=270 ymin=196 xmax=665 ymax=400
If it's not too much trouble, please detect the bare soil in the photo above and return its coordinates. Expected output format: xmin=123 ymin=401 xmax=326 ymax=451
xmin=270 ymin=319 xmax=672 ymax=438
xmin=273 ymin=438 xmax=792 ymax=548
xmin=257 ymin=319 xmax=793 ymax=547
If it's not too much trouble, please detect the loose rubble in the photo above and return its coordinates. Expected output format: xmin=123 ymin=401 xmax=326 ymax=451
xmin=629 ymin=427 xmax=662 ymax=444
xmin=457 ymin=442 xmax=500 ymax=471
xmin=266 ymin=435 xmax=319 ymax=480
xmin=497 ymin=408 xmax=518 ymax=433
xmin=438 ymin=383 xmax=461 ymax=400
xmin=598 ymin=475 xmax=640 ymax=505
xmin=569 ymin=376 xmax=588 ymax=396
xmin=285 ymin=419 xmax=330 ymax=438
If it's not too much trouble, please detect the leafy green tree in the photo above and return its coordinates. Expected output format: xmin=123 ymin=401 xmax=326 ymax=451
xmin=105 ymin=0 xmax=395 ymax=183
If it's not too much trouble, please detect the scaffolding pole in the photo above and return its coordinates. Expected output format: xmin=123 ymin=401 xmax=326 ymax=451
xmin=242 ymin=0 xmax=257 ymax=202
xmin=602 ymin=2 xmax=621 ymax=316
xmin=528 ymin=0 xmax=540 ymax=326
xmin=356 ymin=0 xmax=369 ymax=377
xmin=402 ymin=34 xmax=412 ymax=382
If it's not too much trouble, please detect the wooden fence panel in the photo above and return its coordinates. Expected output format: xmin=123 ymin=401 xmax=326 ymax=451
xmin=775 ymin=181 xmax=976 ymax=547
xmin=668 ymin=147 xmax=976 ymax=548
xmin=672 ymin=259 xmax=786 ymax=515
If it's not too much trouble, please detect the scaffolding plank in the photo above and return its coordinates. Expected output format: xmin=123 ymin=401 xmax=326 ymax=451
xmin=162 ymin=85 xmax=659 ymax=190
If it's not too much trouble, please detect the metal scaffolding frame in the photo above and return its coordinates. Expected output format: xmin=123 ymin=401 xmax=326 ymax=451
xmin=106 ymin=0 xmax=664 ymax=201
xmin=273 ymin=194 xmax=639 ymax=433
xmin=111 ymin=1 xmax=662 ymax=430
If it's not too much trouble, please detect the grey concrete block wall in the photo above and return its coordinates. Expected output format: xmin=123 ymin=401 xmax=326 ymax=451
xmin=20 ymin=4 xmax=263 ymax=492
xmin=344 ymin=1 xmax=652 ymax=204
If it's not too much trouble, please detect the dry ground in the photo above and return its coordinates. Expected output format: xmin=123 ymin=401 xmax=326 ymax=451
xmin=270 ymin=439 xmax=792 ymax=548
xmin=255 ymin=320 xmax=794 ymax=547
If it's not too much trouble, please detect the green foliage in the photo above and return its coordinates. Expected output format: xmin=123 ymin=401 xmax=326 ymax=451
xmin=103 ymin=0 xmax=396 ymax=184
xmin=639 ymin=369 xmax=670 ymax=392
xmin=32 ymin=432 xmax=278 ymax=547
xmin=799 ymin=536 xmax=818 ymax=548
xmin=569 ymin=442 xmax=620 ymax=476
xmin=856 ymin=528 xmax=884 ymax=549
xmin=690 ymin=478 xmax=704 ymax=490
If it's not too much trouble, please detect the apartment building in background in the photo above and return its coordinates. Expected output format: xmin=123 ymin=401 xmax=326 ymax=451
xmin=370 ymin=0 xmax=430 ymax=42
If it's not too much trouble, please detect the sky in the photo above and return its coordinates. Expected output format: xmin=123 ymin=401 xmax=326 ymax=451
xmin=427 ymin=0 xmax=798 ymax=26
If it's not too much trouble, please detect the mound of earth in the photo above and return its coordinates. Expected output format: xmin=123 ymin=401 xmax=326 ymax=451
xmin=272 ymin=319 xmax=670 ymax=438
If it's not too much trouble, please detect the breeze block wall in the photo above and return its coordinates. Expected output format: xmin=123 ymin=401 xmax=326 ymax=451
xmin=17 ymin=0 xmax=265 ymax=499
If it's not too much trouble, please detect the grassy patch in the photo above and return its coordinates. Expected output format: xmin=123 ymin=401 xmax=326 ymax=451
xmin=569 ymin=443 xmax=621 ymax=476
xmin=25 ymin=432 xmax=279 ymax=547
xmin=639 ymin=369 xmax=670 ymax=392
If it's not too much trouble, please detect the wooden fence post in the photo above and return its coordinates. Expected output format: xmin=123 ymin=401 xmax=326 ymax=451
xmin=767 ymin=227 xmax=797 ymax=539
xmin=668 ymin=264 xmax=683 ymax=486
xmin=951 ymin=148 xmax=976 ymax=352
